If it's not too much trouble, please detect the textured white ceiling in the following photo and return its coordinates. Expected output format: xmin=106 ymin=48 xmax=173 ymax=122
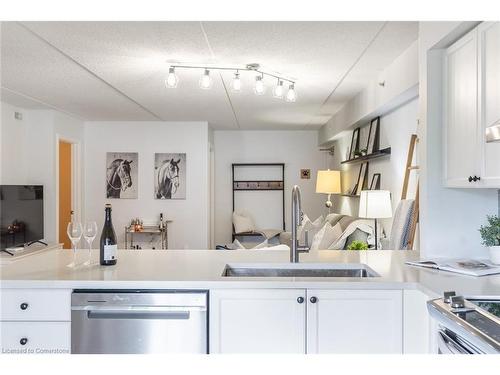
xmin=0 ymin=21 xmax=418 ymax=129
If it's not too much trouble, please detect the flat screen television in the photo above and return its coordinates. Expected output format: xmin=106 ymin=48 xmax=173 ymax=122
xmin=0 ymin=185 xmax=44 ymax=250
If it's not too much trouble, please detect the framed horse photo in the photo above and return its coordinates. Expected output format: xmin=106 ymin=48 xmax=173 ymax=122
xmin=154 ymin=153 xmax=186 ymax=200
xmin=105 ymin=152 xmax=138 ymax=199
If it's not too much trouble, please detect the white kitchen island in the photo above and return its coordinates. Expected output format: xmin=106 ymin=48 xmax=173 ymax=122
xmin=1 ymin=249 xmax=499 ymax=354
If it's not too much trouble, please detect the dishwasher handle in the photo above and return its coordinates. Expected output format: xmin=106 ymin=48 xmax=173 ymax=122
xmin=87 ymin=310 xmax=190 ymax=320
xmin=438 ymin=330 xmax=472 ymax=354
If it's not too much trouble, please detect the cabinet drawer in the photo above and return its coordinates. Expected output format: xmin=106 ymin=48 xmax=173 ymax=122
xmin=1 ymin=322 xmax=70 ymax=354
xmin=0 ymin=289 xmax=71 ymax=321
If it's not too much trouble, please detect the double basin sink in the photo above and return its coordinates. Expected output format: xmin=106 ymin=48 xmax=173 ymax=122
xmin=222 ymin=263 xmax=380 ymax=278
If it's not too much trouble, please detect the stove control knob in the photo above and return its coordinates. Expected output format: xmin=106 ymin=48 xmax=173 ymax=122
xmin=443 ymin=291 xmax=456 ymax=304
xmin=450 ymin=296 xmax=465 ymax=309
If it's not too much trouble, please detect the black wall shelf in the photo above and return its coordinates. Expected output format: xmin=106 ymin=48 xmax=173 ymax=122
xmin=341 ymin=147 xmax=391 ymax=165
xmin=338 ymin=194 xmax=360 ymax=198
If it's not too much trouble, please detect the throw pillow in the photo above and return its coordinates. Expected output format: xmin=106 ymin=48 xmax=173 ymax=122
xmin=311 ymin=222 xmax=343 ymax=250
xmin=252 ymin=239 xmax=269 ymax=249
xmin=232 ymin=211 xmax=255 ymax=234
xmin=297 ymin=214 xmax=324 ymax=247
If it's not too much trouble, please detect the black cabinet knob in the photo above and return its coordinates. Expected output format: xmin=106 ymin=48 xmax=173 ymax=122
xmin=310 ymin=296 xmax=318 ymax=304
xmin=475 ymin=176 xmax=481 ymax=181
xmin=468 ymin=176 xmax=473 ymax=182
xmin=19 ymin=338 xmax=28 ymax=346
xmin=20 ymin=303 xmax=28 ymax=310
xmin=297 ymin=297 xmax=304 ymax=304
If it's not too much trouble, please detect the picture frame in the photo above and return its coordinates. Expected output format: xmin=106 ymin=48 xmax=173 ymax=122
xmin=369 ymin=173 xmax=381 ymax=190
xmin=366 ymin=117 xmax=380 ymax=154
xmin=350 ymin=183 xmax=358 ymax=196
xmin=355 ymin=162 xmax=369 ymax=195
xmin=300 ymin=169 xmax=311 ymax=179
xmin=106 ymin=152 xmax=138 ymax=199
xmin=154 ymin=153 xmax=187 ymax=200
xmin=348 ymin=128 xmax=360 ymax=160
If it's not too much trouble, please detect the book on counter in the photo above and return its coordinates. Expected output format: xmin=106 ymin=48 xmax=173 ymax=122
xmin=405 ymin=258 xmax=500 ymax=277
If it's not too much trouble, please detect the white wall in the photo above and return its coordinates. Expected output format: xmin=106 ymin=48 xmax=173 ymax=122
xmin=418 ymin=21 xmax=498 ymax=259
xmin=330 ymin=98 xmax=419 ymax=241
xmin=214 ymin=130 xmax=328 ymax=245
xmin=84 ymin=121 xmax=210 ymax=250
xmin=0 ymin=101 xmax=85 ymax=243
xmin=1 ymin=102 xmax=29 ymax=183
xmin=319 ymin=41 xmax=419 ymax=146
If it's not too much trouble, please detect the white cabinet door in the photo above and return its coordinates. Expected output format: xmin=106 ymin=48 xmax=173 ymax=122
xmin=444 ymin=28 xmax=480 ymax=187
xmin=306 ymin=289 xmax=402 ymax=354
xmin=478 ymin=21 xmax=500 ymax=187
xmin=0 ymin=289 xmax=71 ymax=321
xmin=403 ymin=289 xmax=433 ymax=353
xmin=1 ymin=322 xmax=71 ymax=354
xmin=209 ymin=289 xmax=306 ymax=353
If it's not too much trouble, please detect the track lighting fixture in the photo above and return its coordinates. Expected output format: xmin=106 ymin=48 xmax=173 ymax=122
xmin=232 ymin=71 xmax=241 ymax=92
xmin=273 ymin=79 xmax=284 ymax=99
xmin=165 ymin=67 xmax=178 ymax=88
xmin=167 ymin=63 xmax=297 ymax=102
xmin=254 ymin=74 xmax=265 ymax=95
xmin=199 ymin=69 xmax=213 ymax=90
xmin=286 ymin=83 xmax=297 ymax=102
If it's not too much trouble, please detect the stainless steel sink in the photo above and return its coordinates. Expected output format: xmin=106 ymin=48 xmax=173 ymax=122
xmin=222 ymin=263 xmax=380 ymax=278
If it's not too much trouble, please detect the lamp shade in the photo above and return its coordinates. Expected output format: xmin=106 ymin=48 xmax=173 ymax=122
xmin=316 ymin=170 xmax=341 ymax=194
xmin=358 ymin=190 xmax=392 ymax=219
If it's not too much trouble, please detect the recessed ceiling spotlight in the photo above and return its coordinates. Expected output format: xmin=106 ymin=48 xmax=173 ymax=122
xmin=254 ymin=74 xmax=266 ymax=95
xmin=286 ymin=83 xmax=297 ymax=103
xmin=273 ymin=79 xmax=284 ymax=99
xmin=165 ymin=67 xmax=178 ymax=88
xmin=232 ymin=71 xmax=242 ymax=92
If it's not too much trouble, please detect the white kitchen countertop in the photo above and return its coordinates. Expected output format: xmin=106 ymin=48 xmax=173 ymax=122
xmin=1 ymin=249 xmax=499 ymax=298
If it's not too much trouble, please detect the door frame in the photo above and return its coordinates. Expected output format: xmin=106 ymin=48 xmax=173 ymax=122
xmin=55 ymin=134 xmax=82 ymax=244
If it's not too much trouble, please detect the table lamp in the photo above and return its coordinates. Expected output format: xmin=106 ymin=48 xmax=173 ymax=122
xmin=358 ymin=190 xmax=392 ymax=250
xmin=316 ymin=170 xmax=341 ymax=212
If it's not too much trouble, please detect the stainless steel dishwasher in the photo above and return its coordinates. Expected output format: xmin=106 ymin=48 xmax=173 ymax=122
xmin=71 ymin=291 xmax=208 ymax=354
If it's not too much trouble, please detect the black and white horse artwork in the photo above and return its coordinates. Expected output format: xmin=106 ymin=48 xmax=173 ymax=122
xmin=106 ymin=159 xmax=133 ymax=198
xmin=155 ymin=158 xmax=181 ymax=199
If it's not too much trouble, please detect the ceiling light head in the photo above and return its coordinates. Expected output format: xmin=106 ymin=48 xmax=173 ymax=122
xmin=165 ymin=66 xmax=178 ymax=88
xmin=286 ymin=83 xmax=297 ymax=102
xmin=199 ymin=69 xmax=213 ymax=90
xmin=254 ymin=75 xmax=266 ymax=95
xmin=232 ymin=71 xmax=242 ymax=92
xmin=246 ymin=63 xmax=261 ymax=71
xmin=273 ymin=79 xmax=284 ymax=99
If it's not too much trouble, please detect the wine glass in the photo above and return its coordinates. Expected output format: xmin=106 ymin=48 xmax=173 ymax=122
xmin=67 ymin=221 xmax=82 ymax=268
xmin=83 ymin=221 xmax=98 ymax=266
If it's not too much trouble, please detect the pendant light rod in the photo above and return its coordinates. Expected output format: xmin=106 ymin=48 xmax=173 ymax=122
xmin=169 ymin=64 xmax=295 ymax=84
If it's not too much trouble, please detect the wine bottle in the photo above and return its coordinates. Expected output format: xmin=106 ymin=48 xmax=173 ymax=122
xmin=159 ymin=213 xmax=164 ymax=231
xmin=100 ymin=204 xmax=117 ymax=266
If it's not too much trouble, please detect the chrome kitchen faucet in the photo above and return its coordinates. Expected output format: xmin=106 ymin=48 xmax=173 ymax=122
xmin=291 ymin=185 xmax=310 ymax=263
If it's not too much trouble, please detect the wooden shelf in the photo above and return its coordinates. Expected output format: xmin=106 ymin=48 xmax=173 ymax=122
xmin=341 ymin=147 xmax=391 ymax=165
xmin=233 ymin=180 xmax=284 ymax=191
xmin=336 ymin=194 xmax=360 ymax=198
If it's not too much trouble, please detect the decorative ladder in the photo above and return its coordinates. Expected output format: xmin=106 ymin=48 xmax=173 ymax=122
xmin=401 ymin=134 xmax=419 ymax=249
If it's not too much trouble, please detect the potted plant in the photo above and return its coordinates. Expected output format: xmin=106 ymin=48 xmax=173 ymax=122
xmin=479 ymin=215 xmax=500 ymax=264
xmin=347 ymin=240 xmax=369 ymax=250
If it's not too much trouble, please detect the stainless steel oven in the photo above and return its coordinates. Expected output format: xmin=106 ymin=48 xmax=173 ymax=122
xmin=71 ymin=290 xmax=208 ymax=354
xmin=427 ymin=292 xmax=500 ymax=354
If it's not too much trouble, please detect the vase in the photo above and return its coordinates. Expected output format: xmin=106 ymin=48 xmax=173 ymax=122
xmin=489 ymin=246 xmax=500 ymax=265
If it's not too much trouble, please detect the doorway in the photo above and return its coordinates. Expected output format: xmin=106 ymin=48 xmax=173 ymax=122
xmin=58 ymin=140 xmax=73 ymax=249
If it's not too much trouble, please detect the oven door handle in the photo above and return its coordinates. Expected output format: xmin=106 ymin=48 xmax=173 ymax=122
xmin=438 ymin=330 xmax=471 ymax=354
xmin=87 ymin=310 xmax=190 ymax=320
